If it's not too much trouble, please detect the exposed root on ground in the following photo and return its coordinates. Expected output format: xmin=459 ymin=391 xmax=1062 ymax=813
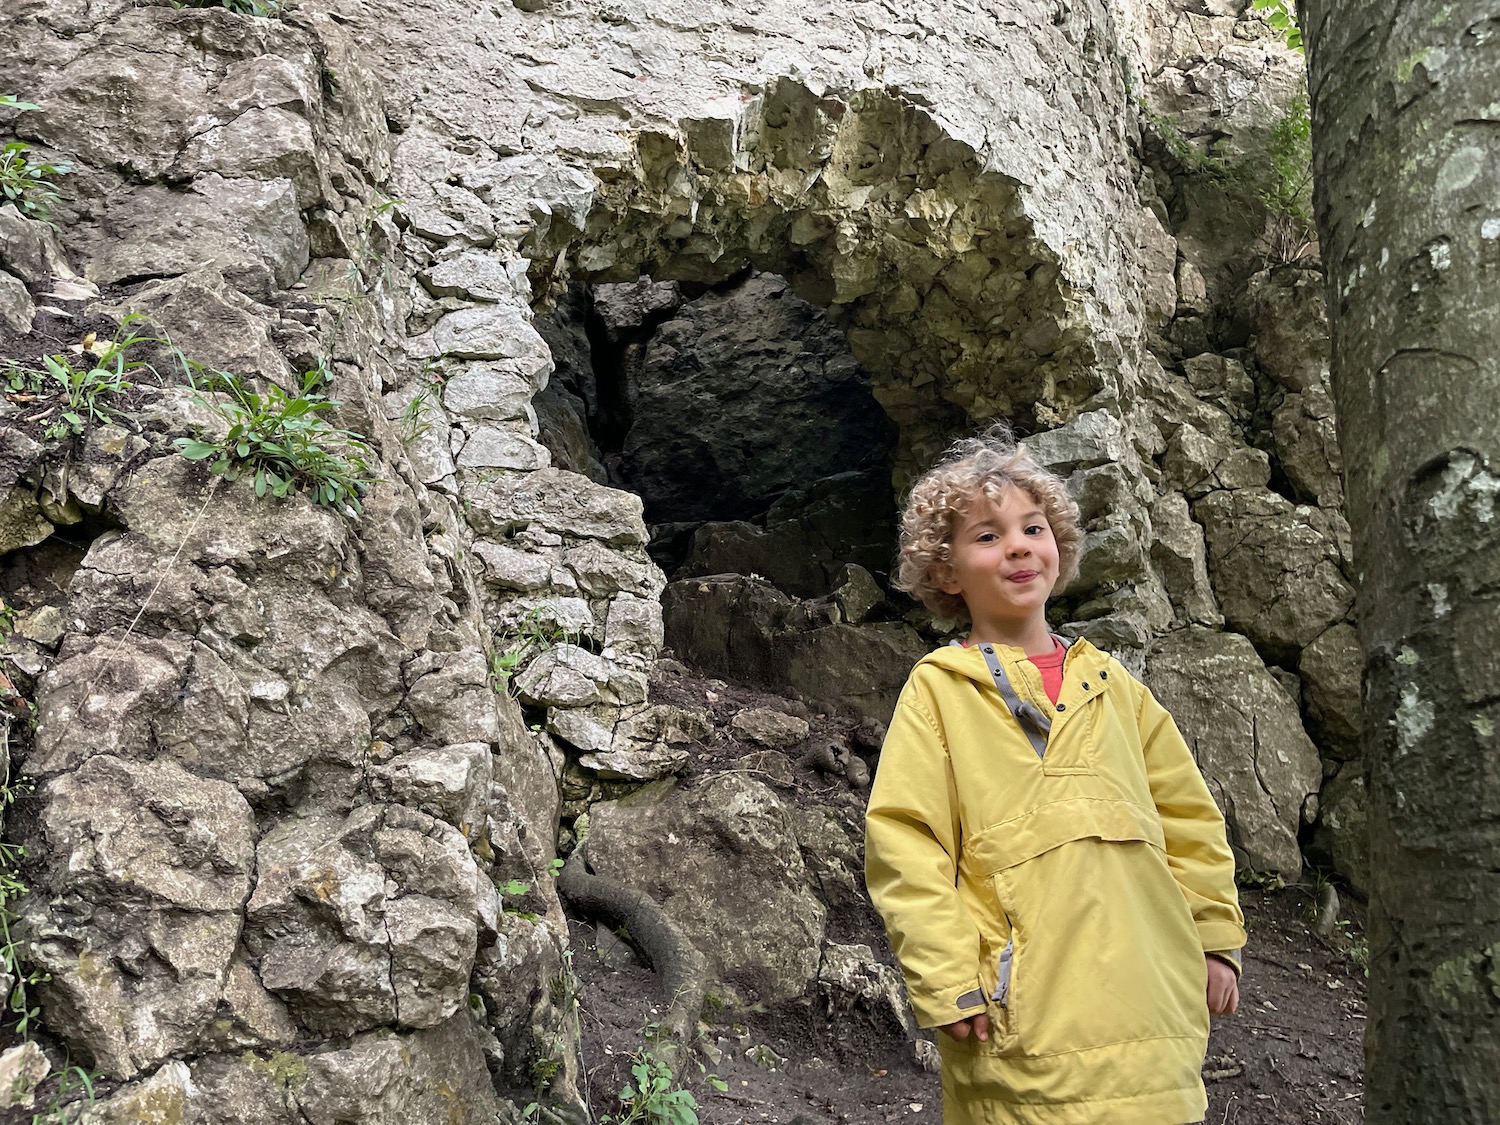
xmin=557 ymin=851 xmax=707 ymax=1077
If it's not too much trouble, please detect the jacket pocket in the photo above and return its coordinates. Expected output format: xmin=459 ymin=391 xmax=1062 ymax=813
xmin=991 ymin=940 xmax=1013 ymax=1006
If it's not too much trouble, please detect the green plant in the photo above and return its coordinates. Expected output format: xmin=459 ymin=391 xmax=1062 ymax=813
xmin=597 ymin=1049 xmax=726 ymax=1125
xmin=488 ymin=607 xmax=576 ymax=693
xmin=32 ymin=1060 xmax=98 ymax=1125
xmin=4 ymin=317 xmax=159 ymax=439
xmin=0 ymin=598 xmax=15 ymax=636
xmin=1257 ymin=92 xmax=1315 ymax=262
xmin=174 ymin=365 xmax=374 ymax=515
xmin=1252 ymin=0 xmax=1303 ymax=52
xmin=399 ymin=377 xmax=441 ymax=446
xmin=171 ymin=0 xmax=283 ymax=15
xmin=0 ymin=781 xmax=45 ymax=1040
xmin=1 ymin=96 xmax=71 ymax=224
xmin=1138 ymin=86 xmax=1314 ymax=265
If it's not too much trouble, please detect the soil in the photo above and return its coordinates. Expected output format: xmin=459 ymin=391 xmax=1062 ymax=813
xmin=568 ymin=665 xmax=1367 ymax=1125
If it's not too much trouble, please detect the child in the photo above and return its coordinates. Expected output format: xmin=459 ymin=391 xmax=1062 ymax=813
xmin=865 ymin=426 xmax=1245 ymax=1125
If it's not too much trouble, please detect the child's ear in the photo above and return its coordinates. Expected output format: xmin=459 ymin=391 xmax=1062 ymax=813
xmin=935 ymin=565 xmax=962 ymax=597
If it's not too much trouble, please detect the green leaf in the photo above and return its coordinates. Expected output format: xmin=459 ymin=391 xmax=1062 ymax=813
xmin=176 ymin=440 xmax=219 ymax=460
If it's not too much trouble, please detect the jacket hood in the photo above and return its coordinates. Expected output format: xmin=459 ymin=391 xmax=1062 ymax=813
xmin=915 ymin=635 xmax=1100 ymax=687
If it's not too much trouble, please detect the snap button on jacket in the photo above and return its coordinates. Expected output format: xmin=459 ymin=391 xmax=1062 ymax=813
xmin=865 ymin=639 xmax=1246 ymax=1125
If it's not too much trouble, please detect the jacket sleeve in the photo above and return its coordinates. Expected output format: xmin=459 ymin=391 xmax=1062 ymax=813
xmin=864 ymin=690 xmax=987 ymax=1028
xmin=1134 ymin=677 xmax=1248 ymax=959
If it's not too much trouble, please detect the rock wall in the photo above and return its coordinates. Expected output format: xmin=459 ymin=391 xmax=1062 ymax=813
xmin=0 ymin=0 xmax=1356 ymax=1118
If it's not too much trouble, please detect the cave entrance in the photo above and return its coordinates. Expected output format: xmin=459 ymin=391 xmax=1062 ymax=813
xmin=534 ymin=271 xmax=900 ymax=598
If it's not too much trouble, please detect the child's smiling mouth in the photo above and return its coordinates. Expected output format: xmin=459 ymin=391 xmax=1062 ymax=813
xmin=1007 ymin=570 xmax=1040 ymax=583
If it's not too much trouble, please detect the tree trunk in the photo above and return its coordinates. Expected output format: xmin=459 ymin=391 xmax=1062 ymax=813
xmin=1302 ymin=2 xmax=1500 ymax=1118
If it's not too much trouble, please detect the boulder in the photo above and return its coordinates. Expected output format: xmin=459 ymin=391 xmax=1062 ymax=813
xmin=1148 ymin=492 xmax=1223 ymax=627
xmin=678 ymin=470 xmax=898 ymax=598
xmin=662 ymin=575 xmax=926 ymax=722
xmin=244 ymin=804 xmax=492 ymax=1036
xmin=731 ymin=707 xmax=811 ymax=750
xmin=30 ymin=755 xmax=263 ymax=1078
xmin=585 ymin=774 xmax=827 ymax=1005
xmin=1146 ymin=628 xmax=1322 ymax=880
xmin=1312 ymin=766 xmax=1369 ymax=896
xmin=1194 ymin=487 xmax=1355 ymax=662
xmin=1299 ymin=623 xmax=1364 ymax=760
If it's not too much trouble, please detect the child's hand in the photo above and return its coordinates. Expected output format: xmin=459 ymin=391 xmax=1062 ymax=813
xmin=1206 ymin=956 xmax=1239 ymax=1015
xmin=940 ymin=1013 xmax=989 ymax=1042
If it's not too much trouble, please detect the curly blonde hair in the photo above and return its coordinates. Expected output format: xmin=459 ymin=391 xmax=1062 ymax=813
xmin=895 ymin=423 xmax=1084 ymax=622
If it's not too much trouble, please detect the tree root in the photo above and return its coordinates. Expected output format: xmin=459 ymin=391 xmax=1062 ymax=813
xmin=557 ymin=852 xmax=707 ymax=1077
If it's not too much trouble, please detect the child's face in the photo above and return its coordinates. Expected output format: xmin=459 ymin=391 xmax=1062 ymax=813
xmin=939 ymin=485 xmax=1060 ymax=634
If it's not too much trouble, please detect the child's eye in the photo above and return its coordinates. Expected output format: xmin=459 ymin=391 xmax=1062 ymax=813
xmin=1025 ymin=524 xmax=1045 ymax=535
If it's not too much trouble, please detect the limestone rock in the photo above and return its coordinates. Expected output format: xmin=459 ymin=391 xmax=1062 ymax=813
xmin=1271 ymin=385 xmax=1344 ymax=507
xmin=1148 ymin=492 xmax=1223 ymax=627
xmin=464 ymin=467 xmax=648 ymax=547
xmin=404 ymin=650 xmax=503 ymax=745
xmin=1195 ymin=488 xmax=1355 ymax=661
xmin=663 ymin=575 xmax=927 ymax=722
xmin=731 ymin=707 xmax=811 ymax=750
xmin=679 ymin=470 xmax=898 ymax=599
xmin=245 ymin=804 xmax=490 ymax=1036
xmin=456 ymin=424 xmax=551 ymax=470
xmin=0 ymin=206 xmax=81 ymax=285
xmin=99 ymin=267 xmax=294 ymax=384
xmin=1146 ymin=628 xmax=1322 ymax=879
xmin=31 ymin=755 xmax=258 ymax=1078
xmin=1245 ymin=265 xmax=1330 ymax=393
xmin=818 ymin=943 xmax=913 ymax=1036
xmin=75 ymin=175 xmax=310 ymax=300
xmin=0 ymin=486 xmax=53 ymax=557
xmin=1181 ymin=353 xmax=1255 ymax=426
xmin=1025 ymin=410 xmax=1129 ymax=474
xmin=0 ymin=1042 xmax=49 ymax=1109
xmin=585 ymin=774 xmax=827 ymax=1004
xmin=1162 ymin=424 xmax=1272 ymax=498
xmin=786 ymin=806 xmax=864 ymax=909
xmin=1299 ymin=623 xmax=1363 ymax=760
xmin=371 ymin=742 xmax=493 ymax=837
xmin=0 ymin=270 xmax=34 ymax=334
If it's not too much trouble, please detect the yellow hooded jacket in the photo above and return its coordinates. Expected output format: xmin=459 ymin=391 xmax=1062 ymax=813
xmin=865 ymin=638 xmax=1246 ymax=1125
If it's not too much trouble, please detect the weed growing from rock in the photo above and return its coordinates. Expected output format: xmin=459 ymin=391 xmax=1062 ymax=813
xmin=489 ymin=607 xmax=577 ymax=694
xmin=0 ymin=95 xmax=72 ymax=226
xmin=3 ymin=316 xmax=160 ymax=440
xmin=175 ymin=364 xmax=374 ymax=515
xmin=170 ymin=0 xmax=282 ymax=15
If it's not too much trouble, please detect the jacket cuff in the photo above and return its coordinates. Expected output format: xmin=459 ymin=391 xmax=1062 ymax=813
xmin=1207 ymin=949 xmax=1243 ymax=975
xmin=909 ymin=977 xmax=989 ymax=1029
xmin=1196 ymin=919 xmax=1248 ymax=957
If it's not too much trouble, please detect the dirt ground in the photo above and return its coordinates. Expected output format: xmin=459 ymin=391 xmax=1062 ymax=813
xmin=570 ymin=667 xmax=1367 ymax=1125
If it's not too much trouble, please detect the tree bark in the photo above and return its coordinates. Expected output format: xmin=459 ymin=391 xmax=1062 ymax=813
xmin=1302 ymin=2 xmax=1500 ymax=1118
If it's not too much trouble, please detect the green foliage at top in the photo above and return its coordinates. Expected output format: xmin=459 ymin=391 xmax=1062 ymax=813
xmin=172 ymin=0 xmax=283 ymax=15
xmin=175 ymin=365 xmax=374 ymax=516
xmin=1253 ymin=0 xmax=1303 ymax=53
xmin=1139 ymin=85 xmax=1315 ymax=265
xmin=1 ymin=94 xmax=72 ymax=224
